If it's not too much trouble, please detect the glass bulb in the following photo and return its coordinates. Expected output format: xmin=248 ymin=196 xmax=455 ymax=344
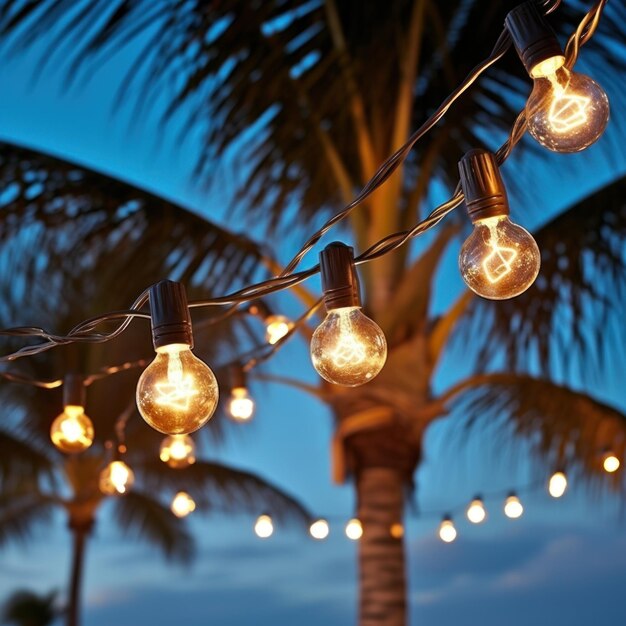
xmin=526 ymin=59 xmax=609 ymax=153
xmin=159 ymin=434 xmax=196 ymax=468
xmin=136 ymin=343 xmax=219 ymax=435
xmin=466 ymin=498 xmax=487 ymax=524
xmin=99 ymin=460 xmax=134 ymax=496
xmin=227 ymin=387 xmax=255 ymax=422
xmin=603 ymin=453 xmax=620 ymax=473
xmin=504 ymin=495 xmax=524 ymax=519
xmin=439 ymin=518 xmax=457 ymax=543
xmin=310 ymin=307 xmax=387 ymax=387
xmin=345 ymin=518 xmax=363 ymax=540
xmin=459 ymin=216 xmax=541 ymax=299
xmin=171 ymin=491 xmax=196 ymax=518
xmin=265 ymin=315 xmax=292 ymax=345
xmin=309 ymin=519 xmax=330 ymax=540
xmin=50 ymin=405 xmax=94 ymax=454
xmin=254 ymin=514 xmax=274 ymax=538
xmin=548 ymin=471 xmax=568 ymax=498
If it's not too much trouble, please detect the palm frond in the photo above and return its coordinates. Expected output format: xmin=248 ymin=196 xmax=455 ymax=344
xmin=2 ymin=589 xmax=58 ymax=626
xmin=0 ymin=428 xmax=53 ymax=487
xmin=0 ymin=488 xmax=56 ymax=546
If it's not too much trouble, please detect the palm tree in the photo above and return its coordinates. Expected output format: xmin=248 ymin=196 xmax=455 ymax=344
xmin=2 ymin=589 xmax=59 ymax=626
xmin=0 ymin=2 xmax=626 ymax=626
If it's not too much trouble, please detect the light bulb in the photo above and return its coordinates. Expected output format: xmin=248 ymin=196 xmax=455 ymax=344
xmin=345 ymin=518 xmax=363 ymax=540
xmin=99 ymin=460 xmax=134 ymax=495
xmin=265 ymin=314 xmax=292 ymax=345
xmin=459 ymin=216 xmax=541 ymax=300
xmin=310 ymin=307 xmax=387 ymax=387
xmin=171 ymin=491 xmax=196 ymax=518
xmin=603 ymin=453 xmax=620 ymax=473
xmin=466 ymin=498 xmax=487 ymax=524
xmin=526 ymin=59 xmax=609 ymax=153
xmin=504 ymin=494 xmax=524 ymax=519
xmin=227 ymin=387 xmax=255 ymax=422
xmin=50 ymin=405 xmax=94 ymax=454
xmin=159 ymin=434 xmax=196 ymax=468
xmin=136 ymin=343 xmax=219 ymax=435
xmin=548 ymin=471 xmax=567 ymax=498
xmin=309 ymin=519 xmax=330 ymax=540
xmin=439 ymin=517 xmax=457 ymax=543
xmin=390 ymin=523 xmax=404 ymax=539
xmin=254 ymin=514 xmax=274 ymax=538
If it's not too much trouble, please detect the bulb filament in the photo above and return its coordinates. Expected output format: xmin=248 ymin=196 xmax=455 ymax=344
xmin=546 ymin=74 xmax=590 ymax=134
xmin=155 ymin=351 xmax=199 ymax=410
xmin=331 ymin=313 xmax=367 ymax=368
xmin=482 ymin=243 xmax=517 ymax=284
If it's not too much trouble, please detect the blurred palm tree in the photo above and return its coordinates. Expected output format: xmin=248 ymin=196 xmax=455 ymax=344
xmin=0 ymin=1 xmax=626 ymax=626
xmin=2 ymin=589 xmax=59 ymax=626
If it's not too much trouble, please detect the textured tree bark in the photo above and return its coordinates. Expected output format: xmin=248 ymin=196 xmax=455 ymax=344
xmin=357 ymin=466 xmax=407 ymax=626
xmin=67 ymin=526 xmax=88 ymax=626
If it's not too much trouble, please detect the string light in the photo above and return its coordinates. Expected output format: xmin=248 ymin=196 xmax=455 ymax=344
xmin=227 ymin=367 xmax=255 ymax=422
xmin=265 ymin=315 xmax=292 ymax=345
xmin=466 ymin=497 xmax=487 ymax=524
xmin=438 ymin=517 xmax=457 ymax=543
xmin=159 ymin=434 xmax=196 ymax=468
xmin=50 ymin=375 xmax=94 ymax=454
xmin=309 ymin=519 xmax=330 ymax=540
xmin=504 ymin=493 xmax=524 ymax=519
xmin=602 ymin=452 xmax=620 ymax=473
xmin=136 ymin=281 xmax=219 ymax=434
xmin=99 ymin=460 xmax=134 ymax=495
xmin=254 ymin=514 xmax=274 ymax=538
xmin=170 ymin=491 xmax=196 ymax=518
xmin=345 ymin=518 xmax=363 ymax=540
xmin=548 ymin=471 xmax=568 ymax=497
xmin=311 ymin=243 xmax=387 ymax=386
xmin=390 ymin=523 xmax=404 ymax=539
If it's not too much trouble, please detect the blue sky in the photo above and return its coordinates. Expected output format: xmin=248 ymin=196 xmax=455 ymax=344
xmin=0 ymin=6 xmax=626 ymax=626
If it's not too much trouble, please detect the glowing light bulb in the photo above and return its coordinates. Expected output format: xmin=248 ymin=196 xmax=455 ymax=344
xmin=99 ymin=460 xmax=134 ymax=495
xmin=159 ymin=434 xmax=196 ymax=468
xmin=526 ymin=59 xmax=609 ymax=153
xmin=390 ymin=523 xmax=404 ymax=539
xmin=227 ymin=387 xmax=255 ymax=422
xmin=345 ymin=518 xmax=363 ymax=540
xmin=265 ymin=314 xmax=292 ymax=345
xmin=459 ymin=216 xmax=540 ymax=300
xmin=603 ymin=453 xmax=620 ymax=473
xmin=136 ymin=343 xmax=219 ymax=434
xmin=254 ymin=514 xmax=274 ymax=538
xmin=466 ymin=498 xmax=487 ymax=524
xmin=439 ymin=517 xmax=457 ymax=543
xmin=311 ymin=307 xmax=387 ymax=386
xmin=309 ymin=519 xmax=330 ymax=540
xmin=50 ymin=405 xmax=94 ymax=454
xmin=504 ymin=494 xmax=524 ymax=519
xmin=548 ymin=471 xmax=568 ymax=498
xmin=171 ymin=491 xmax=196 ymax=518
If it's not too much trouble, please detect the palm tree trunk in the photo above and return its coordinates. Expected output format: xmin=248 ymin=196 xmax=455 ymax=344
xmin=67 ymin=526 xmax=88 ymax=626
xmin=357 ymin=467 xmax=407 ymax=626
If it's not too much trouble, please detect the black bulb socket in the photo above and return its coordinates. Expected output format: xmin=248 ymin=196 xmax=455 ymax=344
xmin=149 ymin=280 xmax=193 ymax=350
xmin=319 ymin=242 xmax=361 ymax=311
xmin=230 ymin=365 xmax=247 ymax=391
xmin=63 ymin=373 xmax=86 ymax=408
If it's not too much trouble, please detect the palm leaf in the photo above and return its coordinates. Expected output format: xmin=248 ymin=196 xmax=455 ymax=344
xmin=2 ymin=589 xmax=58 ymax=626
xmin=0 ymin=488 xmax=56 ymax=546
xmin=0 ymin=428 xmax=54 ymax=487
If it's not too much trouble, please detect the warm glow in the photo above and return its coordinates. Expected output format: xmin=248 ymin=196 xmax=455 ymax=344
xmin=159 ymin=434 xmax=196 ymax=468
xmin=603 ymin=453 xmax=620 ymax=473
xmin=50 ymin=405 xmax=94 ymax=454
xmin=466 ymin=498 xmax=487 ymax=524
xmin=504 ymin=495 xmax=524 ymax=519
xmin=309 ymin=519 xmax=330 ymax=540
xmin=345 ymin=518 xmax=363 ymax=540
xmin=227 ymin=387 xmax=255 ymax=422
xmin=254 ymin=514 xmax=274 ymax=538
xmin=548 ymin=471 xmax=568 ymax=498
xmin=482 ymin=244 xmax=518 ymax=284
xmin=99 ymin=460 xmax=134 ymax=496
xmin=439 ymin=518 xmax=457 ymax=543
xmin=136 ymin=343 xmax=219 ymax=434
xmin=310 ymin=307 xmax=387 ymax=387
xmin=171 ymin=491 xmax=196 ymax=518
xmin=390 ymin=523 xmax=404 ymax=539
xmin=265 ymin=315 xmax=292 ymax=345
xmin=530 ymin=55 xmax=566 ymax=79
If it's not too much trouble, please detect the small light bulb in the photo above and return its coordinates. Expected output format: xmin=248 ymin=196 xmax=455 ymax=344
xmin=526 ymin=60 xmax=609 ymax=153
xmin=311 ymin=307 xmax=387 ymax=387
xmin=137 ymin=343 xmax=219 ymax=434
xmin=459 ymin=216 xmax=540 ymax=300
xmin=50 ymin=405 xmax=94 ymax=454
xmin=309 ymin=519 xmax=330 ymax=540
xmin=254 ymin=514 xmax=274 ymax=539
xmin=466 ymin=498 xmax=487 ymax=524
xmin=159 ymin=434 xmax=196 ymax=468
xmin=438 ymin=517 xmax=457 ymax=543
xmin=390 ymin=523 xmax=404 ymax=539
xmin=603 ymin=453 xmax=620 ymax=473
xmin=548 ymin=471 xmax=568 ymax=498
xmin=265 ymin=314 xmax=292 ymax=345
xmin=345 ymin=518 xmax=363 ymax=540
xmin=171 ymin=491 xmax=196 ymax=518
xmin=227 ymin=387 xmax=255 ymax=422
xmin=99 ymin=460 xmax=134 ymax=496
xmin=504 ymin=494 xmax=524 ymax=519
